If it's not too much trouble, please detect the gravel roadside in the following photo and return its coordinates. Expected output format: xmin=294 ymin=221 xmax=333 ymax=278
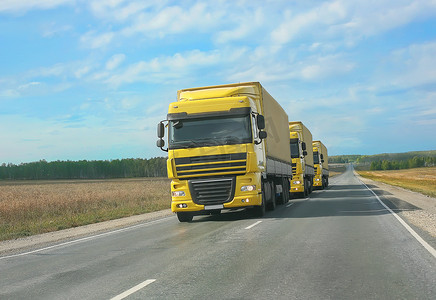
xmin=0 ymin=209 xmax=173 ymax=256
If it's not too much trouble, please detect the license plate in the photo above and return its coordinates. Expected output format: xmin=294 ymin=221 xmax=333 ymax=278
xmin=204 ymin=204 xmax=224 ymax=210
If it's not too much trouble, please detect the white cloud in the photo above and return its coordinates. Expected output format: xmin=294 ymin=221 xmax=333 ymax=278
xmin=89 ymin=0 xmax=162 ymax=21
xmin=74 ymin=66 xmax=91 ymax=78
xmin=388 ymin=41 xmax=436 ymax=88
xmin=80 ymin=30 xmax=115 ymax=49
xmin=106 ymin=54 xmax=126 ymax=70
xmin=271 ymin=1 xmax=348 ymax=46
xmin=121 ymin=2 xmax=221 ymax=38
xmin=41 ymin=23 xmax=73 ymax=38
xmin=300 ymin=54 xmax=355 ymax=80
xmin=0 ymin=0 xmax=74 ymax=13
xmin=105 ymin=48 xmax=246 ymax=87
xmin=214 ymin=8 xmax=264 ymax=44
xmin=271 ymin=0 xmax=436 ymax=47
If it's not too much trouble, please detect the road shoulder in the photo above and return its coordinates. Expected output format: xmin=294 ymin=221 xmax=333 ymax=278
xmin=0 ymin=209 xmax=173 ymax=256
xmin=356 ymin=173 xmax=436 ymax=248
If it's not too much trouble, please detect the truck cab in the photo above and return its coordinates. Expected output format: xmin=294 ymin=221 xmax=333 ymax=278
xmin=157 ymin=82 xmax=292 ymax=222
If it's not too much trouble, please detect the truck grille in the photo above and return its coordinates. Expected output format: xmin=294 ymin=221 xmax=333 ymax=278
xmin=189 ymin=177 xmax=235 ymax=205
xmin=175 ymin=153 xmax=247 ymax=178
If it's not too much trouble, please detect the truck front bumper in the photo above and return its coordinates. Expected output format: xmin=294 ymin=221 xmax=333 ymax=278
xmin=313 ymin=175 xmax=322 ymax=187
xmin=290 ymin=175 xmax=304 ymax=193
xmin=170 ymin=174 xmax=262 ymax=213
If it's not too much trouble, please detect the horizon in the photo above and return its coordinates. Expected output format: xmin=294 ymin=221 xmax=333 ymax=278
xmin=3 ymin=149 xmax=436 ymax=166
xmin=1 ymin=1 xmax=436 ymax=164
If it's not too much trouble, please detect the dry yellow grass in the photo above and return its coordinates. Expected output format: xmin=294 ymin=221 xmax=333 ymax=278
xmin=357 ymin=167 xmax=436 ymax=198
xmin=0 ymin=178 xmax=171 ymax=241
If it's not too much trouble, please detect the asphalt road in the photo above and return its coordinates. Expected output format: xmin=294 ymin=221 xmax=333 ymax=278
xmin=1 ymin=165 xmax=435 ymax=299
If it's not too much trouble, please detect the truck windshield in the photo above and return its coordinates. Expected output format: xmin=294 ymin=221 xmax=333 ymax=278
xmin=169 ymin=115 xmax=252 ymax=149
xmin=313 ymin=151 xmax=320 ymax=164
xmin=290 ymin=141 xmax=300 ymax=158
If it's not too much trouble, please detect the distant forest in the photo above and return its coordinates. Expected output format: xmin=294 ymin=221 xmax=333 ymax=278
xmin=0 ymin=158 xmax=167 ymax=180
xmin=330 ymin=150 xmax=436 ymax=171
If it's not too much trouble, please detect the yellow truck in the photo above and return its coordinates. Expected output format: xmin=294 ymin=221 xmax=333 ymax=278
xmin=312 ymin=140 xmax=329 ymax=189
xmin=289 ymin=121 xmax=314 ymax=198
xmin=157 ymin=82 xmax=292 ymax=222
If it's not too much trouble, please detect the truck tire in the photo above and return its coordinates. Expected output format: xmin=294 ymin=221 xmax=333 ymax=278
xmin=177 ymin=212 xmax=193 ymax=222
xmin=276 ymin=179 xmax=285 ymax=205
xmin=282 ymin=178 xmax=290 ymax=204
xmin=252 ymin=188 xmax=266 ymax=217
xmin=303 ymin=179 xmax=309 ymax=197
xmin=309 ymin=178 xmax=313 ymax=194
xmin=266 ymin=181 xmax=276 ymax=211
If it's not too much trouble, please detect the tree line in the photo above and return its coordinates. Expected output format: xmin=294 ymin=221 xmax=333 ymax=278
xmin=369 ymin=156 xmax=435 ymax=171
xmin=330 ymin=150 xmax=436 ymax=165
xmin=0 ymin=157 xmax=167 ymax=180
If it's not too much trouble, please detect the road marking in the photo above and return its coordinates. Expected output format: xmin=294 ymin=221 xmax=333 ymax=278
xmin=286 ymin=203 xmax=294 ymax=207
xmin=245 ymin=221 xmax=262 ymax=230
xmin=0 ymin=217 xmax=172 ymax=260
xmin=360 ymin=180 xmax=436 ymax=259
xmin=111 ymin=279 xmax=156 ymax=300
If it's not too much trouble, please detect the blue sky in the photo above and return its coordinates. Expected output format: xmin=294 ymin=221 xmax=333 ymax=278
xmin=1 ymin=0 xmax=436 ymax=164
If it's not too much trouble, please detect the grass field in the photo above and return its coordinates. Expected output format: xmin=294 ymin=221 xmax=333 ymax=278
xmin=0 ymin=178 xmax=171 ymax=241
xmin=357 ymin=167 xmax=436 ymax=198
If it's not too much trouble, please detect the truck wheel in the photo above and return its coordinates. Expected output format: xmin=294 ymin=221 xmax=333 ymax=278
xmin=177 ymin=212 xmax=193 ymax=222
xmin=276 ymin=179 xmax=284 ymax=205
xmin=252 ymin=188 xmax=266 ymax=217
xmin=309 ymin=178 xmax=313 ymax=194
xmin=303 ymin=179 xmax=309 ymax=197
xmin=266 ymin=181 xmax=276 ymax=211
xmin=283 ymin=178 xmax=290 ymax=204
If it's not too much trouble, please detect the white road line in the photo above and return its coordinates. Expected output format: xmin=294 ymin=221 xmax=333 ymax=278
xmin=286 ymin=203 xmax=294 ymax=208
xmin=110 ymin=279 xmax=156 ymax=300
xmin=360 ymin=180 xmax=436 ymax=258
xmin=0 ymin=217 xmax=172 ymax=260
xmin=245 ymin=221 xmax=262 ymax=230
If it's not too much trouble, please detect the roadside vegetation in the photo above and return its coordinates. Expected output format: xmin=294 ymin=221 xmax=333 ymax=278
xmin=357 ymin=167 xmax=436 ymax=198
xmin=330 ymin=150 xmax=436 ymax=165
xmin=0 ymin=157 xmax=167 ymax=180
xmin=0 ymin=178 xmax=170 ymax=241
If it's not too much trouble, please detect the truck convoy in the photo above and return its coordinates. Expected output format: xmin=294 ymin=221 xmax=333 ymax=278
xmin=289 ymin=121 xmax=314 ymax=198
xmin=312 ymin=140 xmax=329 ymax=189
xmin=157 ymin=82 xmax=292 ymax=222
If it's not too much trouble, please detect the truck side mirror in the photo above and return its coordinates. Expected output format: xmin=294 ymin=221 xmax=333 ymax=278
xmin=302 ymin=142 xmax=306 ymax=151
xmin=321 ymin=159 xmax=325 ymax=163
xmin=157 ymin=122 xmax=165 ymax=138
xmin=256 ymin=131 xmax=267 ymax=144
xmin=303 ymin=150 xmax=308 ymax=156
xmin=259 ymin=130 xmax=267 ymax=139
xmin=157 ymin=139 xmax=165 ymax=148
xmin=320 ymin=154 xmax=324 ymax=159
xmin=257 ymin=115 xmax=265 ymax=130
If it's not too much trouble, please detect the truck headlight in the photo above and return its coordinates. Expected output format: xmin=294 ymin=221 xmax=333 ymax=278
xmin=292 ymin=180 xmax=301 ymax=185
xmin=241 ymin=185 xmax=256 ymax=192
xmin=315 ymin=178 xmax=320 ymax=181
xmin=172 ymin=191 xmax=186 ymax=197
